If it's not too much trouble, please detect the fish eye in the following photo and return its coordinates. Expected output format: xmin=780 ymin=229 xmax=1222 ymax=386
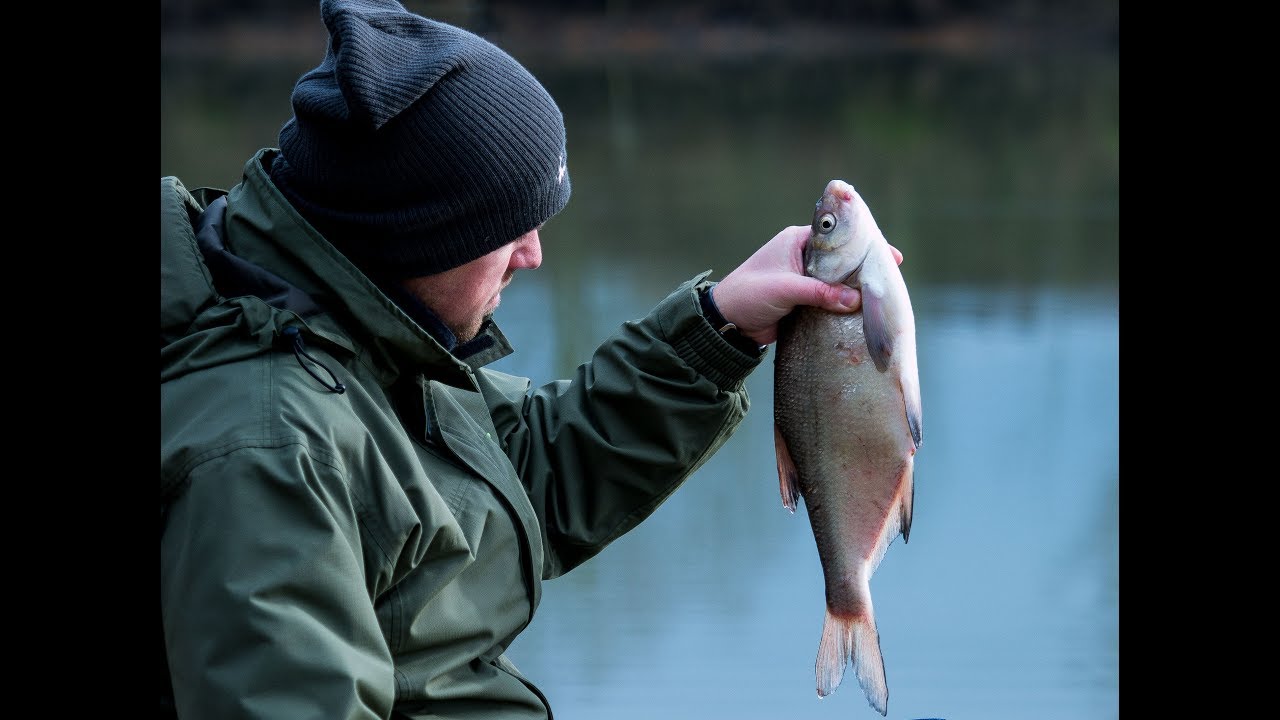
xmin=818 ymin=213 xmax=837 ymax=233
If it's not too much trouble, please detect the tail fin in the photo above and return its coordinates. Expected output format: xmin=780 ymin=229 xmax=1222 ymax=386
xmin=816 ymin=609 xmax=888 ymax=716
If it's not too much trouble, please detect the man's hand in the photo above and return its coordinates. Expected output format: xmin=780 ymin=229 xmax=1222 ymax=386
xmin=711 ymin=226 xmax=904 ymax=346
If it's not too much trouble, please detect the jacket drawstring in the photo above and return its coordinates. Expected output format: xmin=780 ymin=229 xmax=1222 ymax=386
xmin=282 ymin=326 xmax=346 ymax=394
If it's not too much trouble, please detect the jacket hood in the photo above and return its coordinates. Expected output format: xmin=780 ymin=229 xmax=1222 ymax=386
xmin=160 ymin=149 xmax=512 ymax=390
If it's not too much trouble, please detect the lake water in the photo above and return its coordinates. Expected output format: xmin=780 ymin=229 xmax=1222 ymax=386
xmin=163 ymin=30 xmax=1118 ymax=720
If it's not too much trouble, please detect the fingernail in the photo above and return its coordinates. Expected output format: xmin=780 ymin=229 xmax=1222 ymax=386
xmin=840 ymin=288 xmax=859 ymax=308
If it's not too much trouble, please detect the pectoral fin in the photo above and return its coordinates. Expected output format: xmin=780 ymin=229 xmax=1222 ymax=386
xmin=774 ymin=424 xmax=801 ymax=513
xmin=906 ymin=400 xmax=923 ymax=448
xmin=900 ymin=369 xmax=923 ymax=449
xmin=861 ymin=288 xmax=893 ymax=372
xmin=901 ymin=467 xmax=914 ymax=543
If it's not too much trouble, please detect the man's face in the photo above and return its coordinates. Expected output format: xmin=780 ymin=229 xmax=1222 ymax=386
xmin=402 ymin=227 xmax=543 ymax=343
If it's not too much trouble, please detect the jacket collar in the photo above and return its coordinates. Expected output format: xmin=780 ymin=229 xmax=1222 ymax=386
xmin=223 ymin=149 xmax=514 ymax=388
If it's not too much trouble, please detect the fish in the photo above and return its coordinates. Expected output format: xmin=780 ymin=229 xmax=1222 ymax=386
xmin=773 ymin=178 xmax=923 ymax=716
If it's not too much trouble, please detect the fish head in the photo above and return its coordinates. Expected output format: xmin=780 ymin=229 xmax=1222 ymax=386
xmin=804 ymin=179 xmax=880 ymax=285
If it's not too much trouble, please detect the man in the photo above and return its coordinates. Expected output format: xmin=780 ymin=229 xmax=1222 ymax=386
xmin=160 ymin=1 xmax=897 ymax=717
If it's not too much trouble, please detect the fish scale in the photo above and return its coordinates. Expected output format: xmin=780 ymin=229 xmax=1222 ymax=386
xmin=773 ymin=179 xmax=922 ymax=717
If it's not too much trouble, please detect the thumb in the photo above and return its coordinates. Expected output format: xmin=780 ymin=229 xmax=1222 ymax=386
xmin=799 ymin=277 xmax=861 ymax=313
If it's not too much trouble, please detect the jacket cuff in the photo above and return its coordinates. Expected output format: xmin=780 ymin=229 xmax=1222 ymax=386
xmin=652 ymin=271 xmax=767 ymax=392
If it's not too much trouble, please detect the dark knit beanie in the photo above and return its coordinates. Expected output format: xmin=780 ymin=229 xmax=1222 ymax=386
xmin=269 ymin=0 xmax=571 ymax=279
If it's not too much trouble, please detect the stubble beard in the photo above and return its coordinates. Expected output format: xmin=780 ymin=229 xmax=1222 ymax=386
xmin=454 ymin=312 xmax=495 ymax=344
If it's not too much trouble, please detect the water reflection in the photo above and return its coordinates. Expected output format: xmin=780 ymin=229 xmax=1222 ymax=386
xmin=162 ymin=50 xmax=1118 ymax=290
xmin=530 ymin=51 xmax=1119 ymax=292
xmin=162 ymin=39 xmax=1119 ymax=720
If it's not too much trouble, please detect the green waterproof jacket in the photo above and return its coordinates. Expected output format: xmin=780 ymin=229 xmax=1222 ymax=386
xmin=160 ymin=149 xmax=765 ymax=719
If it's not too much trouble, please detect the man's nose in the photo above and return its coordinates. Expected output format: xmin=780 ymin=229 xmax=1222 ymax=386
xmin=512 ymin=229 xmax=542 ymax=270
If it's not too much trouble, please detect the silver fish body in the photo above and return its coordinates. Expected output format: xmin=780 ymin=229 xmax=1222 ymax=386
xmin=773 ymin=179 xmax=923 ymax=716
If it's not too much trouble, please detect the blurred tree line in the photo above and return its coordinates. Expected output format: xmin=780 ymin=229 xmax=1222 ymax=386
xmin=161 ymin=0 xmax=1118 ymax=37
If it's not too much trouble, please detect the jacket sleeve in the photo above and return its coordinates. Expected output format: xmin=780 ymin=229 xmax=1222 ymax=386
xmin=483 ymin=273 xmax=765 ymax=578
xmin=160 ymin=445 xmax=395 ymax=719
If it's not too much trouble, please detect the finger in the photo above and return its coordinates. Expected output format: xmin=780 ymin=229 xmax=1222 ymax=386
xmin=790 ymin=276 xmax=860 ymax=313
xmin=824 ymin=282 xmax=861 ymax=313
xmin=752 ymin=270 xmax=865 ymax=312
xmin=784 ymin=226 xmax=809 ymax=253
xmin=889 ymin=244 xmax=904 ymax=265
xmin=785 ymin=226 xmax=810 ymax=251
xmin=783 ymin=226 xmax=811 ymax=272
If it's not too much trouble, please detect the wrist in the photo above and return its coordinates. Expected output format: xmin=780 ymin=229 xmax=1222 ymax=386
xmin=698 ymin=282 xmax=766 ymax=356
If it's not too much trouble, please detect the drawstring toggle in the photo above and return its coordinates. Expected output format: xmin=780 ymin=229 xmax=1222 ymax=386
xmin=282 ymin=326 xmax=346 ymax=394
